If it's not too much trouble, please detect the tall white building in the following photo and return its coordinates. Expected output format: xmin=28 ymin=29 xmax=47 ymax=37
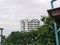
xmin=21 ymin=19 xmax=40 ymax=31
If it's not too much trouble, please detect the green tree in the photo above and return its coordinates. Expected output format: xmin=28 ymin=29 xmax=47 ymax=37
xmin=3 ymin=15 xmax=58 ymax=45
xmin=36 ymin=16 xmax=55 ymax=45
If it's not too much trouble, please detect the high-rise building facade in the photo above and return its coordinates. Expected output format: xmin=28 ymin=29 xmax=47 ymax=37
xmin=21 ymin=19 xmax=40 ymax=31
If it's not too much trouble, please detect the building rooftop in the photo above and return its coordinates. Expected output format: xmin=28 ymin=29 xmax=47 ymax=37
xmin=47 ymin=7 xmax=60 ymax=24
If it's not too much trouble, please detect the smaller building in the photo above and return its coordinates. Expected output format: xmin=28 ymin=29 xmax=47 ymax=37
xmin=21 ymin=19 xmax=40 ymax=31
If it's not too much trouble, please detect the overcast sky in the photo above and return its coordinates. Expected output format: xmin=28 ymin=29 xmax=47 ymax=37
xmin=0 ymin=0 xmax=60 ymax=36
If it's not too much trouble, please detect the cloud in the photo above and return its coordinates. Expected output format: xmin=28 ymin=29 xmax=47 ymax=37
xmin=0 ymin=0 xmax=58 ymax=36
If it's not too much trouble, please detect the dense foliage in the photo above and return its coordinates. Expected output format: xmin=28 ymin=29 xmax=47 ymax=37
xmin=3 ymin=16 xmax=60 ymax=45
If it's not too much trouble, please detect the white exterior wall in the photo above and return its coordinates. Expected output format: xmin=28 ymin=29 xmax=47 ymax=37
xmin=21 ymin=19 xmax=40 ymax=31
xmin=24 ymin=19 xmax=28 ymax=31
xmin=21 ymin=20 xmax=24 ymax=31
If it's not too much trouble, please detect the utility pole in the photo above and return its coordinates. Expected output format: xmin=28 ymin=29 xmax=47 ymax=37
xmin=51 ymin=0 xmax=59 ymax=45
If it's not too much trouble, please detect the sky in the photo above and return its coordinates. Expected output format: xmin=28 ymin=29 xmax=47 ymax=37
xmin=0 ymin=0 xmax=60 ymax=36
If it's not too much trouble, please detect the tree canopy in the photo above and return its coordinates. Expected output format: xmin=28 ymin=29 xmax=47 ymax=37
xmin=3 ymin=16 xmax=60 ymax=45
